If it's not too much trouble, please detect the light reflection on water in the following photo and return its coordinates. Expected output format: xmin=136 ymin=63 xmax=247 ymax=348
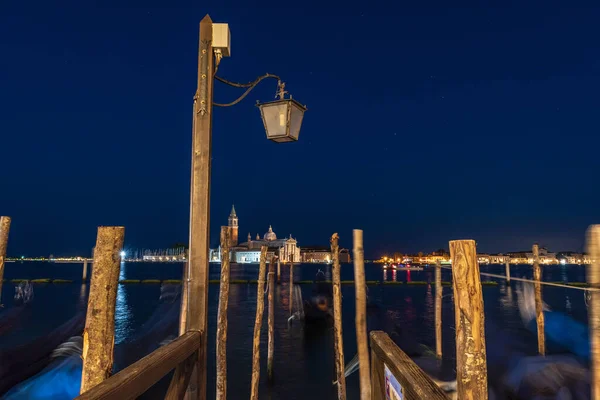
xmin=0 ymin=262 xmax=593 ymax=399
xmin=115 ymin=261 xmax=132 ymax=344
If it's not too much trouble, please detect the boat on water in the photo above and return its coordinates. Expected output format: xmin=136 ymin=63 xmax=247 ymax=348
xmin=302 ymin=270 xmax=333 ymax=326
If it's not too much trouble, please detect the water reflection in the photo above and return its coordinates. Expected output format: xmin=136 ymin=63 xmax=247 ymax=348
xmin=560 ymin=265 xmax=568 ymax=283
xmin=79 ymin=283 xmax=87 ymax=308
xmin=403 ymin=296 xmax=416 ymax=322
xmin=499 ymin=283 xmax=514 ymax=310
xmin=115 ymin=262 xmax=132 ymax=344
xmin=424 ymin=284 xmax=434 ymax=329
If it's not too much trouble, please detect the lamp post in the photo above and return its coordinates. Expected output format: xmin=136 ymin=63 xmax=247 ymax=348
xmin=180 ymin=15 xmax=307 ymax=400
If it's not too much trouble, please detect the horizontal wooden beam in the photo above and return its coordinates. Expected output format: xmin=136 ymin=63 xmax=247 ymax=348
xmin=76 ymin=331 xmax=201 ymax=400
xmin=370 ymin=331 xmax=448 ymax=400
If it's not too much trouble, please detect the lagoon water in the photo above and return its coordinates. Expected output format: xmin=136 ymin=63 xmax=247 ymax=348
xmin=0 ymin=262 xmax=590 ymax=399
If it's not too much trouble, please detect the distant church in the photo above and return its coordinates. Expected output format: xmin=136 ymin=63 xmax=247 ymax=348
xmin=209 ymin=205 xmax=301 ymax=263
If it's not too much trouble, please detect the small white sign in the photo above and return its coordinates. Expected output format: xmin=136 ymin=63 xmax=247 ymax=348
xmin=384 ymin=363 xmax=404 ymax=400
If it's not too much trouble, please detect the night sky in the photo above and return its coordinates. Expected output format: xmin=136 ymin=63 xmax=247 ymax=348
xmin=2 ymin=1 xmax=599 ymax=258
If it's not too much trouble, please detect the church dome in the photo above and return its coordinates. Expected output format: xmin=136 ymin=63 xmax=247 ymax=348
xmin=264 ymin=225 xmax=277 ymax=241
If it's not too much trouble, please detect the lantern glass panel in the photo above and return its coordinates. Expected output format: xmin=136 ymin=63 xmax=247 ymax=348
xmin=260 ymin=102 xmax=289 ymax=140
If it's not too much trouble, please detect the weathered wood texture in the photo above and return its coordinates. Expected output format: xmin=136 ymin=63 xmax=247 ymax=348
xmin=587 ymin=225 xmax=600 ymax=400
xmin=0 ymin=216 xmax=11 ymax=304
xmin=331 ymin=233 xmax=347 ymax=400
xmin=353 ymin=229 xmax=371 ymax=400
xmin=532 ymin=243 xmax=546 ymax=355
xmin=216 ymin=227 xmax=231 ymax=400
xmin=505 ymin=260 xmax=511 ymax=282
xmin=76 ymin=331 xmax=201 ymax=400
xmin=435 ymin=260 xmax=442 ymax=359
xmin=267 ymin=255 xmax=276 ymax=382
xmin=184 ymin=15 xmax=215 ymax=400
xmin=370 ymin=348 xmax=385 ymax=400
xmin=179 ymin=261 xmax=189 ymax=335
xmin=80 ymin=226 xmax=125 ymax=394
xmin=370 ymin=331 xmax=448 ymax=400
xmin=449 ymin=239 xmax=488 ymax=400
xmin=165 ymin=351 xmax=198 ymax=400
xmin=250 ymin=246 xmax=268 ymax=400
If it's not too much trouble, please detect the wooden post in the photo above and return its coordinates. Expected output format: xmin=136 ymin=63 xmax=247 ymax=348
xmin=0 ymin=216 xmax=11 ymax=304
xmin=505 ymin=259 xmax=510 ymax=282
xmin=180 ymin=15 xmax=214 ymax=400
xmin=83 ymin=260 xmax=88 ymax=281
xmin=587 ymin=225 xmax=600 ymax=400
xmin=277 ymin=258 xmax=281 ymax=284
xmin=289 ymin=256 xmax=294 ymax=316
xmin=179 ymin=261 xmax=189 ymax=335
xmin=434 ymin=260 xmax=442 ymax=359
xmin=80 ymin=226 xmax=125 ymax=394
xmin=250 ymin=246 xmax=268 ymax=400
xmin=353 ymin=229 xmax=371 ymax=400
xmin=331 ymin=233 xmax=346 ymax=400
xmin=216 ymin=227 xmax=231 ymax=400
xmin=267 ymin=255 xmax=276 ymax=382
xmin=532 ymin=243 xmax=545 ymax=355
xmin=449 ymin=240 xmax=488 ymax=400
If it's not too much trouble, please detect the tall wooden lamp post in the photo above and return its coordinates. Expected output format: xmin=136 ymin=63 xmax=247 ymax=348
xmin=180 ymin=15 xmax=307 ymax=400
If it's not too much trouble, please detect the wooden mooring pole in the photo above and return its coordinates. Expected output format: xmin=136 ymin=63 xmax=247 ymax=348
xmin=331 ymin=233 xmax=346 ymax=400
xmin=449 ymin=239 xmax=488 ymax=400
xmin=289 ymin=257 xmax=294 ymax=316
xmin=216 ymin=227 xmax=231 ymax=400
xmin=0 ymin=216 xmax=11 ymax=305
xmin=434 ymin=259 xmax=442 ymax=359
xmin=267 ymin=255 xmax=276 ymax=382
xmin=587 ymin=225 xmax=600 ymax=399
xmin=250 ymin=246 xmax=268 ymax=400
xmin=505 ymin=259 xmax=511 ymax=283
xmin=532 ymin=243 xmax=546 ymax=355
xmin=179 ymin=15 xmax=215 ymax=400
xmin=353 ymin=229 xmax=371 ymax=400
xmin=80 ymin=226 xmax=125 ymax=394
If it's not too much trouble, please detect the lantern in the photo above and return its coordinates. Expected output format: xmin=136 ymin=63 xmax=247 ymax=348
xmin=257 ymin=98 xmax=307 ymax=143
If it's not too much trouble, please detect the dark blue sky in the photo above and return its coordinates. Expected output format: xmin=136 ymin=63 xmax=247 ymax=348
xmin=2 ymin=1 xmax=599 ymax=257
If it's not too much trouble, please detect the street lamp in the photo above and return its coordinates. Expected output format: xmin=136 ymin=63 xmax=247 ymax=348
xmin=257 ymin=82 xmax=307 ymax=143
xmin=211 ymin=23 xmax=307 ymax=143
xmin=181 ymin=15 xmax=308 ymax=399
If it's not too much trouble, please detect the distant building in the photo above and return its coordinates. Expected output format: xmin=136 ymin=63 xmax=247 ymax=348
xmin=209 ymin=207 xmax=300 ymax=263
xmin=301 ymin=246 xmax=331 ymax=263
xmin=558 ymin=252 xmax=586 ymax=264
xmin=507 ymin=251 xmax=529 ymax=264
xmin=228 ymin=205 xmax=239 ymax=247
xmin=489 ymin=254 xmax=510 ymax=264
xmin=525 ymin=247 xmax=557 ymax=264
xmin=477 ymin=254 xmax=491 ymax=264
xmin=339 ymin=249 xmax=351 ymax=263
xmin=300 ymin=246 xmax=351 ymax=263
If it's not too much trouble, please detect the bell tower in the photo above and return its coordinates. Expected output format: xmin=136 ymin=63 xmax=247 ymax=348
xmin=228 ymin=205 xmax=239 ymax=247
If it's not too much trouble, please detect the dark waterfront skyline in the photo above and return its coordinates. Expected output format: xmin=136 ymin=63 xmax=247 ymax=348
xmin=2 ymin=2 xmax=600 ymax=258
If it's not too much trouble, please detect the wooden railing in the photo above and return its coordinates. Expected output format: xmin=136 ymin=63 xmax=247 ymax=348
xmin=76 ymin=331 xmax=201 ymax=400
xmin=370 ymin=331 xmax=448 ymax=400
